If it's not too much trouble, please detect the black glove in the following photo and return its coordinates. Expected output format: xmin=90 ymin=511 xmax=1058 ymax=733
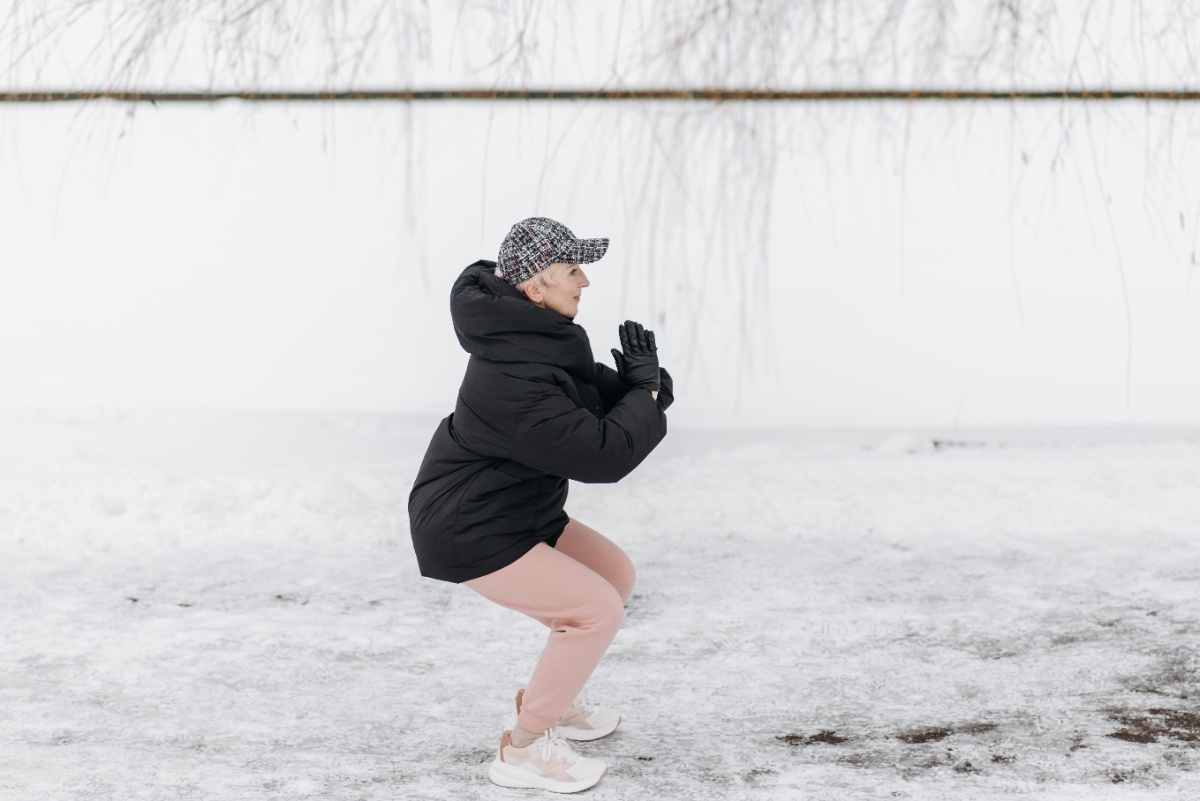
xmin=657 ymin=367 xmax=674 ymax=411
xmin=610 ymin=320 xmax=660 ymax=392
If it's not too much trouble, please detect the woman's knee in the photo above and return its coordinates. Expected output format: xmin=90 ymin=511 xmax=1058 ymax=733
xmin=598 ymin=536 xmax=636 ymax=604
xmin=614 ymin=560 xmax=636 ymax=606
xmin=556 ymin=585 xmax=625 ymax=636
xmin=557 ymin=519 xmax=637 ymax=603
xmin=595 ymin=588 xmax=626 ymax=636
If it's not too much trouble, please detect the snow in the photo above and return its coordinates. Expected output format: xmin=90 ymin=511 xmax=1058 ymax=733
xmin=3 ymin=409 xmax=1200 ymax=799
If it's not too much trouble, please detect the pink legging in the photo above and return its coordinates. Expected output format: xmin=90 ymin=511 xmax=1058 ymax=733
xmin=465 ymin=518 xmax=635 ymax=734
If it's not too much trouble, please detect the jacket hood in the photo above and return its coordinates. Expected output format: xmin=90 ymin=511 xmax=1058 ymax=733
xmin=450 ymin=260 xmax=596 ymax=377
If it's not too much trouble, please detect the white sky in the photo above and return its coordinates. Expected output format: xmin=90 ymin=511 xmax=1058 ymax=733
xmin=2 ymin=2 xmax=1200 ymax=427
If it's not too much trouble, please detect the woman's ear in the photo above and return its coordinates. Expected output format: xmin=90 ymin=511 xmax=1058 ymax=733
xmin=523 ymin=281 xmax=544 ymax=304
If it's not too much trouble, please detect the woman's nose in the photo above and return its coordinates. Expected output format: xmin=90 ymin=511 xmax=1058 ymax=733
xmin=579 ymin=270 xmax=590 ymax=287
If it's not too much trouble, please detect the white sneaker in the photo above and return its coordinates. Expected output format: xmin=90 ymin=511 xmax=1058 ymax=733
xmin=515 ymin=688 xmax=622 ymax=741
xmin=487 ymin=729 xmax=608 ymax=793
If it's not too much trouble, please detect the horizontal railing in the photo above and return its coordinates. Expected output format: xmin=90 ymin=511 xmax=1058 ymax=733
xmin=4 ymin=88 xmax=1200 ymax=103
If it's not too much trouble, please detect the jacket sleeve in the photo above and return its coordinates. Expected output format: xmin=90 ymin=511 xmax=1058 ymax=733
xmin=593 ymin=362 xmax=630 ymax=413
xmin=510 ymin=376 xmax=667 ymax=484
xmin=657 ymin=367 xmax=674 ymax=411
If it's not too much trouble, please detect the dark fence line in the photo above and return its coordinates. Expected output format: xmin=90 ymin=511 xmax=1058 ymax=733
xmin=4 ymin=88 xmax=1200 ymax=104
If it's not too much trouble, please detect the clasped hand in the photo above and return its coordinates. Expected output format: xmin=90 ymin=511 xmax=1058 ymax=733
xmin=610 ymin=320 xmax=660 ymax=393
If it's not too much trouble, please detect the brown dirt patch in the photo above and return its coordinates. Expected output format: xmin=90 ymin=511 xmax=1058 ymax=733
xmin=898 ymin=722 xmax=997 ymax=744
xmin=776 ymin=730 xmax=849 ymax=746
xmin=1107 ymin=708 xmax=1200 ymax=746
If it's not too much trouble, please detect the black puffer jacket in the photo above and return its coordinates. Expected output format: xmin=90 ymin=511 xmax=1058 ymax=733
xmin=408 ymin=260 xmax=670 ymax=583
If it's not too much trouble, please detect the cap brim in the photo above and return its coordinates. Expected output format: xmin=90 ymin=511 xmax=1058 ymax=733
xmin=558 ymin=237 xmax=609 ymax=265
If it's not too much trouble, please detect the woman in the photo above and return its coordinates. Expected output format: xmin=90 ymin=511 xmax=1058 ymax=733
xmin=408 ymin=217 xmax=673 ymax=793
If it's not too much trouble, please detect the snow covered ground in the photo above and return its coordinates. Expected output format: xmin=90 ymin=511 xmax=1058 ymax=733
xmin=2 ymin=409 xmax=1199 ymax=800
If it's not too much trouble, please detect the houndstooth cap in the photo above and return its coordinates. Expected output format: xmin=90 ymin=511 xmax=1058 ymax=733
xmin=496 ymin=217 xmax=609 ymax=286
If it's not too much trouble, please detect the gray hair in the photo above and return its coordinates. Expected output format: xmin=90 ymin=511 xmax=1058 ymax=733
xmin=498 ymin=263 xmax=561 ymax=295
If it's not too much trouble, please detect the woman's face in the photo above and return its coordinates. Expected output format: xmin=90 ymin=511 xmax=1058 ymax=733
xmin=528 ymin=262 xmax=591 ymax=319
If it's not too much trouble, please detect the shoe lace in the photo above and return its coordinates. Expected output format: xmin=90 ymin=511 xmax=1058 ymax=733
xmin=535 ymin=731 xmax=578 ymax=765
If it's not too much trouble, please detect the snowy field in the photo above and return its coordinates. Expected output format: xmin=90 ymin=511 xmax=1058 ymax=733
xmin=2 ymin=409 xmax=1199 ymax=800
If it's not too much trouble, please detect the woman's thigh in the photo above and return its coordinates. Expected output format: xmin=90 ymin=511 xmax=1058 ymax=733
xmin=554 ymin=518 xmax=636 ymax=604
xmin=465 ymin=542 xmax=623 ymax=628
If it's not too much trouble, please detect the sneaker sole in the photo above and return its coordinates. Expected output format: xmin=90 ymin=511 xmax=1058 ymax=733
xmin=557 ymin=715 xmax=622 ymax=741
xmin=488 ymin=760 xmax=606 ymax=793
